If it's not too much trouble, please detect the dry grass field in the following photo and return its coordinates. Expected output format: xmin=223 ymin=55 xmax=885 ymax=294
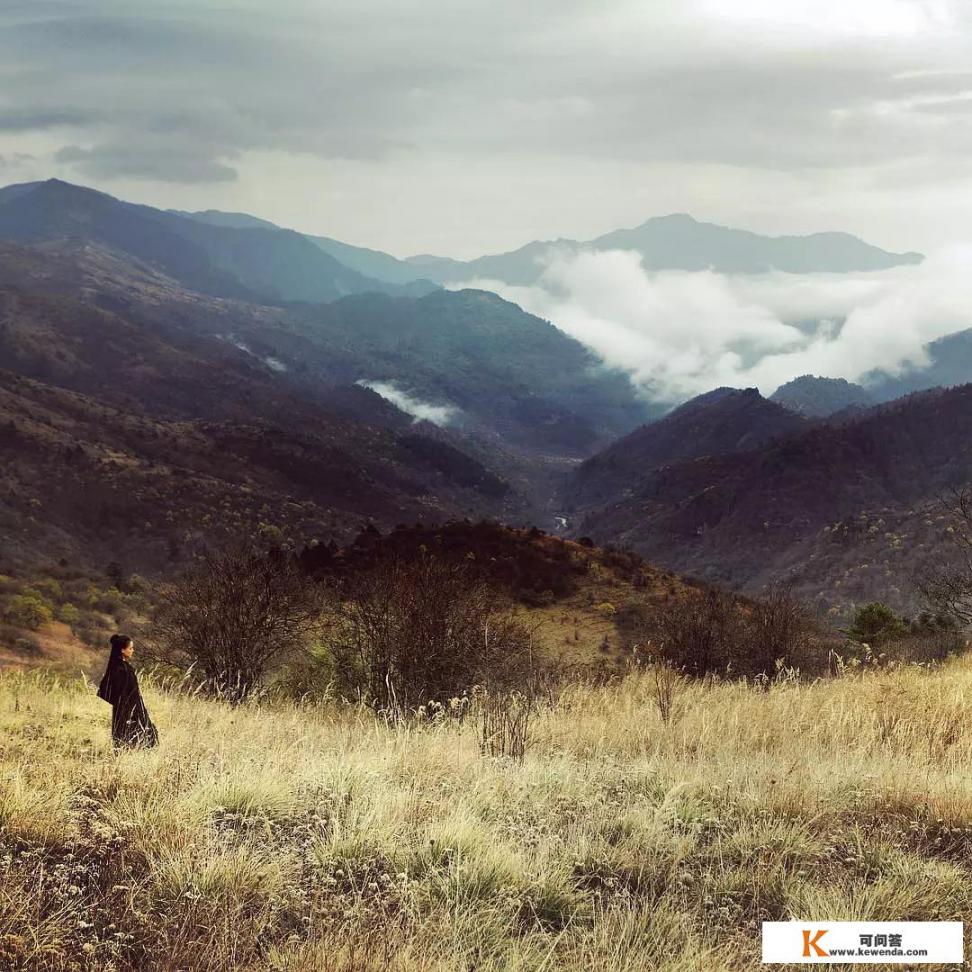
xmin=2 ymin=657 xmax=972 ymax=971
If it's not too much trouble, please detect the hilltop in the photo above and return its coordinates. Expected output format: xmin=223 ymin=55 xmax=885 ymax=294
xmin=572 ymin=384 xmax=972 ymax=614
xmin=566 ymin=388 xmax=807 ymax=511
xmin=770 ymin=375 xmax=875 ymax=417
xmin=0 ymin=521 xmax=698 ymax=676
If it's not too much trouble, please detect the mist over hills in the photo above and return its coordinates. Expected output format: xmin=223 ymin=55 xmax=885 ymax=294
xmin=865 ymin=329 xmax=972 ymax=402
xmin=177 ymin=193 xmax=971 ymax=409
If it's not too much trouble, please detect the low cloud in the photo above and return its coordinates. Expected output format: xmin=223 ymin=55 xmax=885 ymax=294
xmin=462 ymin=247 xmax=972 ymax=401
xmin=357 ymin=380 xmax=456 ymax=426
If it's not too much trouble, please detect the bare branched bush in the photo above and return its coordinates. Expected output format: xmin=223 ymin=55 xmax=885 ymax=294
xmin=650 ymin=655 xmax=684 ymax=725
xmin=151 ymin=546 xmax=322 ymax=702
xmin=642 ymin=583 xmax=816 ymax=678
xmin=475 ymin=687 xmax=533 ymax=760
xmin=743 ymin=581 xmax=813 ymax=679
xmin=322 ymin=556 xmax=538 ymax=715
xmin=649 ymin=588 xmax=742 ymax=676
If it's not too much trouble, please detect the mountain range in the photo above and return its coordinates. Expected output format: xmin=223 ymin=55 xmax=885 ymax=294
xmin=0 ymin=179 xmax=437 ymax=304
xmin=2 ymin=177 xmax=971 ymax=620
xmin=403 ymin=213 xmax=924 ymax=286
xmin=177 ymin=206 xmax=924 ymax=287
xmin=0 ymin=189 xmax=654 ymax=571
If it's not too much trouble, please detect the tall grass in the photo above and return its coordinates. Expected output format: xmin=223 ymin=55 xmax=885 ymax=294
xmin=2 ymin=658 xmax=972 ymax=970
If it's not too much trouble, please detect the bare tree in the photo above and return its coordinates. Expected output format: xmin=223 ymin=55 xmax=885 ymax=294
xmin=152 ymin=546 xmax=322 ymax=701
xmin=642 ymin=583 xmax=813 ymax=679
xmin=324 ymin=556 xmax=537 ymax=715
xmin=651 ymin=588 xmax=743 ymax=676
xmin=917 ymin=486 xmax=972 ymax=626
xmin=744 ymin=581 xmax=812 ymax=678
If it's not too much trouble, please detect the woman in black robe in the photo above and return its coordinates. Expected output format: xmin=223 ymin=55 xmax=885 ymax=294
xmin=97 ymin=634 xmax=158 ymax=748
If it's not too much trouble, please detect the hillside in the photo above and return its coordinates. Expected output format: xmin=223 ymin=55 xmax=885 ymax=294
xmin=176 ymin=207 xmax=432 ymax=287
xmin=405 ymin=213 xmax=923 ymax=286
xmin=0 ymin=236 xmax=663 ymax=575
xmin=295 ymin=519 xmax=695 ymax=669
xmin=566 ymin=388 xmax=807 ymax=511
xmin=0 ymin=179 xmax=434 ymax=303
xmin=573 ymin=385 xmax=972 ymax=614
xmin=0 ymin=518 xmax=701 ymax=681
xmin=286 ymin=289 xmax=653 ymax=455
xmin=0 ymin=247 xmax=558 ymax=572
xmin=0 ymin=236 xmax=650 ymax=459
xmin=0 ymin=366 xmax=535 ymax=574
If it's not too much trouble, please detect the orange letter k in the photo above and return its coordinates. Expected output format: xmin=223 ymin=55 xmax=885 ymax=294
xmin=802 ymin=929 xmax=828 ymax=958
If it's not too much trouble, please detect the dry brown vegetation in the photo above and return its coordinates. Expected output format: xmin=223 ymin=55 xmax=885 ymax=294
xmin=3 ymin=655 xmax=972 ymax=971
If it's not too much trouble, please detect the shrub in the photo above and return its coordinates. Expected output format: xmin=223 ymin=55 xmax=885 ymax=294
xmin=649 ymin=589 xmax=744 ymax=677
xmin=29 ymin=578 xmax=63 ymax=603
xmin=153 ymin=546 xmax=323 ymax=702
xmin=56 ymin=602 xmax=80 ymax=627
xmin=3 ymin=595 xmax=54 ymax=631
xmin=846 ymin=602 xmax=908 ymax=647
xmin=743 ymin=581 xmax=813 ymax=678
xmin=641 ymin=584 xmax=817 ymax=678
xmin=93 ymin=587 xmax=126 ymax=615
xmin=12 ymin=637 xmax=40 ymax=656
xmin=323 ymin=555 xmax=538 ymax=714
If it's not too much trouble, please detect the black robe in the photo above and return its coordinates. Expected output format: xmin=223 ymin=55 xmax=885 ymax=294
xmin=98 ymin=658 xmax=158 ymax=748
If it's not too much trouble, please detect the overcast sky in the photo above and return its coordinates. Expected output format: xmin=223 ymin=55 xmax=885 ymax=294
xmin=1 ymin=0 xmax=971 ymax=258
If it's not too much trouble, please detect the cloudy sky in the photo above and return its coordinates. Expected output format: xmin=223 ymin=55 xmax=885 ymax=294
xmin=1 ymin=0 xmax=971 ymax=259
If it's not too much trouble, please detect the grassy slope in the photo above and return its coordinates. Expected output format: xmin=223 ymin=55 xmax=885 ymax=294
xmin=0 ymin=541 xmax=680 ymax=675
xmin=3 ymin=661 xmax=972 ymax=971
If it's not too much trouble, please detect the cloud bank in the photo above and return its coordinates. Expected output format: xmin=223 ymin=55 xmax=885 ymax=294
xmin=463 ymin=247 xmax=972 ymax=401
xmin=2 ymin=0 xmax=972 ymax=255
xmin=357 ymin=381 xmax=456 ymax=426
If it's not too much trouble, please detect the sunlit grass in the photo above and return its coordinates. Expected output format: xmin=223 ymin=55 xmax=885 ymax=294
xmin=2 ymin=657 xmax=972 ymax=969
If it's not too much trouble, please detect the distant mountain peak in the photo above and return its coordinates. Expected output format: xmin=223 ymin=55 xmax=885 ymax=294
xmin=407 ymin=213 xmax=924 ymax=286
xmin=770 ymin=375 xmax=874 ymax=417
xmin=645 ymin=212 xmax=699 ymax=225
